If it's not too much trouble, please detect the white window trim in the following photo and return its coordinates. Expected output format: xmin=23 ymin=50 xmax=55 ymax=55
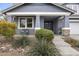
xmin=27 ymin=17 xmax=34 ymax=29
xmin=18 ymin=17 xmax=34 ymax=29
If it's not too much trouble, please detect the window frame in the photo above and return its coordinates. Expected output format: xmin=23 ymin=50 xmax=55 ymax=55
xmin=18 ymin=17 xmax=34 ymax=29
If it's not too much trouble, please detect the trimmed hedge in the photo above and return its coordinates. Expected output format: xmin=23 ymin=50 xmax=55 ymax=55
xmin=35 ymin=29 xmax=54 ymax=42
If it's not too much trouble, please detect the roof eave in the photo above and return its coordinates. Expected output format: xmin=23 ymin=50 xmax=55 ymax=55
xmin=2 ymin=3 xmax=24 ymax=14
xmin=53 ymin=3 xmax=75 ymax=13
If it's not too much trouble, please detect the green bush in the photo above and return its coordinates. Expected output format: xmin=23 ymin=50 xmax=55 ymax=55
xmin=12 ymin=36 xmax=30 ymax=48
xmin=27 ymin=39 xmax=60 ymax=56
xmin=0 ymin=20 xmax=16 ymax=38
xmin=35 ymin=29 xmax=54 ymax=42
xmin=2 ymin=28 xmax=15 ymax=38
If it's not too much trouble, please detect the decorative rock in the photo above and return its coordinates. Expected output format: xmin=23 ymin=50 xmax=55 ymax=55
xmin=6 ymin=45 xmax=11 ymax=48
xmin=21 ymin=49 xmax=25 ymax=52
xmin=17 ymin=48 xmax=22 ymax=53
xmin=9 ymin=48 xmax=14 ymax=52
xmin=1 ymin=47 xmax=6 ymax=50
xmin=17 ymin=48 xmax=25 ymax=53
xmin=0 ymin=47 xmax=8 ymax=52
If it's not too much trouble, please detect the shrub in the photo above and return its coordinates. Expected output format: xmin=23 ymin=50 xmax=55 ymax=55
xmin=65 ymin=38 xmax=79 ymax=47
xmin=35 ymin=29 xmax=54 ymax=42
xmin=75 ymin=41 xmax=79 ymax=47
xmin=12 ymin=36 xmax=30 ymax=48
xmin=0 ymin=20 xmax=16 ymax=38
xmin=27 ymin=39 xmax=60 ymax=56
xmin=65 ymin=38 xmax=77 ymax=47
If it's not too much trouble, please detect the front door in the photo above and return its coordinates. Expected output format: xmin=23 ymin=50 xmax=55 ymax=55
xmin=44 ymin=21 xmax=53 ymax=30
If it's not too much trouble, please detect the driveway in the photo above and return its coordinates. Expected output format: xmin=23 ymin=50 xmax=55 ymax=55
xmin=70 ymin=34 xmax=79 ymax=40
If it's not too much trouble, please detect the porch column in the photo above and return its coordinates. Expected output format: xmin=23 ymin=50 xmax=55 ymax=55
xmin=64 ymin=16 xmax=69 ymax=27
xmin=35 ymin=15 xmax=41 ymax=30
xmin=62 ymin=16 xmax=70 ymax=36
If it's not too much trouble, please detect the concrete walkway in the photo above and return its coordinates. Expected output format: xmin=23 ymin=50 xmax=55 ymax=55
xmin=53 ymin=35 xmax=79 ymax=56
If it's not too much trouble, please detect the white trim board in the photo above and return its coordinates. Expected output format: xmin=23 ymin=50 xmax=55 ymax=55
xmin=69 ymin=20 xmax=79 ymax=22
xmin=6 ymin=12 xmax=71 ymax=16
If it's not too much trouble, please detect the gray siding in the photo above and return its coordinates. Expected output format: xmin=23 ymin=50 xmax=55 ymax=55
xmin=40 ymin=16 xmax=44 ymax=28
xmin=64 ymin=16 xmax=69 ymax=27
xmin=7 ymin=16 xmax=12 ymax=22
xmin=53 ymin=19 xmax=58 ymax=34
xmin=7 ymin=3 xmax=68 ymax=12
xmin=16 ymin=29 xmax=35 ymax=35
xmin=57 ymin=16 xmax=65 ymax=34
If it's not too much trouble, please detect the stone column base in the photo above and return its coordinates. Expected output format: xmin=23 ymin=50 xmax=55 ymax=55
xmin=62 ymin=27 xmax=70 ymax=39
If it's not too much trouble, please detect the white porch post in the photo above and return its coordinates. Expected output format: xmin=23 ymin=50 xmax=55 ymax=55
xmin=62 ymin=15 xmax=70 ymax=36
xmin=35 ymin=15 xmax=41 ymax=30
xmin=64 ymin=16 xmax=69 ymax=27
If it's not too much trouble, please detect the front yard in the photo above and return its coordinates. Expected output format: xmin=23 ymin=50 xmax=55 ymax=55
xmin=0 ymin=35 xmax=33 ymax=56
xmin=0 ymin=20 xmax=61 ymax=56
xmin=0 ymin=35 xmax=61 ymax=56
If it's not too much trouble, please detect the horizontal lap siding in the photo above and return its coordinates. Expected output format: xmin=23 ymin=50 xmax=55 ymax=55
xmin=16 ymin=29 xmax=35 ymax=35
xmin=8 ymin=3 xmax=68 ymax=12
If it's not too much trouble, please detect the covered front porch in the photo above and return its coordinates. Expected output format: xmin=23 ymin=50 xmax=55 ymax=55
xmin=6 ymin=12 xmax=70 ymax=35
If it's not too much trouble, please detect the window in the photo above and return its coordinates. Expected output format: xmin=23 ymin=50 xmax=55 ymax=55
xmin=27 ymin=18 xmax=32 ymax=28
xmin=18 ymin=17 xmax=34 ymax=29
xmin=20 ymin=18 xmax=26 ymax=28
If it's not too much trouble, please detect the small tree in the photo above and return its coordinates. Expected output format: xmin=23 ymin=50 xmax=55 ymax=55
xmin=0 ymin=20 xmax=16 ymax=39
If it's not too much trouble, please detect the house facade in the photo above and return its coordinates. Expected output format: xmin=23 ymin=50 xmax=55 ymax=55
xmin=2 ymin=3 xmax=76 ymax=35
xmin=64 ymin=3 xmax=79 ymax=34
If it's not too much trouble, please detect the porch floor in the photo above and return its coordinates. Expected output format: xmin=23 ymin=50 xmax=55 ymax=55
xmin=53 ymin=35 xmax=79 ymax=56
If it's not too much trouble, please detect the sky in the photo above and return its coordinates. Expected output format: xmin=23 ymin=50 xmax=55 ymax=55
xmin=0 ymin=3 xmax=13 ymax=11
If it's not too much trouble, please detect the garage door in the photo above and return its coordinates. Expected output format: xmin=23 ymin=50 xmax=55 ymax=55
xmin=70 ymin=22 xmax=79 ymax=34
